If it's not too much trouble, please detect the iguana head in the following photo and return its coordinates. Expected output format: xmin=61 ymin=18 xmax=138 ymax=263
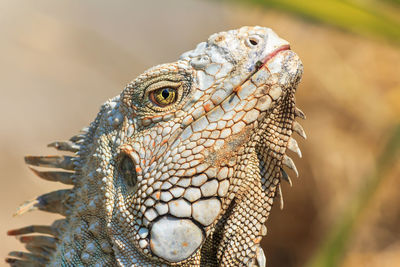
xmin=8 ymin=26 xmax=304 ymax=266
xmin=104 ymin=26 xmax=303 ymax=265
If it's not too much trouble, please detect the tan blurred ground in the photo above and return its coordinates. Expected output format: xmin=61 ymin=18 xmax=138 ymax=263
xmin=0 ymin=1 xmax=399 ymax=266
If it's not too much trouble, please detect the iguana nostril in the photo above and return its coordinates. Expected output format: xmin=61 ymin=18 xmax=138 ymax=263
xmin=249 ymin=38 xmax=258 ymax=46
xmin=246 ymin=36 xmax=260 ymax=47
xmin=119 ymin=155 xmax=137 ymax=187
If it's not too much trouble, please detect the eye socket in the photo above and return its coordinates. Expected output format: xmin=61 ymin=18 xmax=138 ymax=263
xmin=149 ymin=87 xmax=177 ymax=107
xmin=119 ymin=155 xmax=137 ymax=187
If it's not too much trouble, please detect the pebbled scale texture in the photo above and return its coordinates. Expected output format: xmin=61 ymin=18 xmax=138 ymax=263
xmin=7 ymin=26 xmax=305 ymax=267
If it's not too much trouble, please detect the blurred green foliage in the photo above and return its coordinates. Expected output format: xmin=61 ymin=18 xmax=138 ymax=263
xmin=229 ymin=0 xmax=400 ymax=44
xmin=384 ymin=0 xmax=400 ymax=5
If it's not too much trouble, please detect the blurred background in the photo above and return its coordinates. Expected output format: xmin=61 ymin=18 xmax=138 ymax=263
xmin=0 ymin=0 xmax=399 ymax=266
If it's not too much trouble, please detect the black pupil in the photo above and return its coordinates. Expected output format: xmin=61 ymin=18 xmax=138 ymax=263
xmin=120 ymin=155 xmax=137 ymax=187
xmin=162 ymin=89 xmax=170 ymax=99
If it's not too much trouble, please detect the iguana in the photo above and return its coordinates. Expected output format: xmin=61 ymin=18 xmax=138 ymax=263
xmin=6 ymin=26 xmax=305 ymax=266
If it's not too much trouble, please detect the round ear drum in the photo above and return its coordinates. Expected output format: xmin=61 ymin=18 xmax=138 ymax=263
xmin=119 ymin=154 xmax=138 ymax=187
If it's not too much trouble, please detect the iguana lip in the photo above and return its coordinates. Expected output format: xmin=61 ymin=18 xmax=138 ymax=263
xmin=265 ymin=44 xmax=291 ymax=63
xmin=257 ymin=44 xmax=291 ymax=71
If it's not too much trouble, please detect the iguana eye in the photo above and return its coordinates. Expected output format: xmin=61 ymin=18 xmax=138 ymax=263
xmin=119 ymin=155 xmax=137 ymax=187
xmin=149 ymin=87 xmax=177 ymax=107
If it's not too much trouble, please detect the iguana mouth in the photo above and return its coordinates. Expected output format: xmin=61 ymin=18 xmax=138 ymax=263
xmin=238 ymin=44 xmax=291 ymax=94
xmin=255 ymin=44 xmax=291 ymax=72
xmin=264 ymin=44 xmax=291 ymax=64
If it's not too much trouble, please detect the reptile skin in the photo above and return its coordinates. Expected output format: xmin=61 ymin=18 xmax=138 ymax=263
xmin=7 ymin=26 xmax=305 ymax=266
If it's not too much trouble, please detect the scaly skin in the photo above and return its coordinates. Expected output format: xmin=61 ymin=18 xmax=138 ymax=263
xmin=7 ymin=26 xmax=305 ymax=266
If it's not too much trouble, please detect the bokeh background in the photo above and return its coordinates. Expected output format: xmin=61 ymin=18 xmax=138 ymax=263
xmin=1 ymin=0 xmax=399 ymax=266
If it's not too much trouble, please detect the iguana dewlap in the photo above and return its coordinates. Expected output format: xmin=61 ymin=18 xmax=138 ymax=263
xmin=7 ymin=26 xmax=305 ymax=266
